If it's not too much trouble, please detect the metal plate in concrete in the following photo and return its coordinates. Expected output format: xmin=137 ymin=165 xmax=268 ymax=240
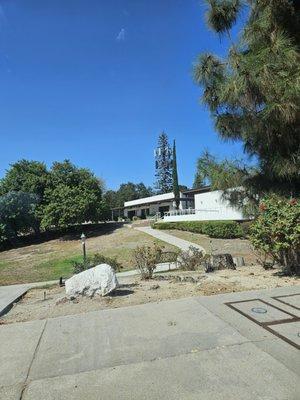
xmin=273 ymin=294 xmax=300 ymax=310
xmin=226 ymin=299 xmax=295 ymax=324
xmin=269 ymin=321 xmax=300 ymax=348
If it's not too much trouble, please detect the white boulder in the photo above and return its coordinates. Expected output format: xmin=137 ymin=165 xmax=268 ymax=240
xmin=65 ymin=264 xmax=118 ymax=298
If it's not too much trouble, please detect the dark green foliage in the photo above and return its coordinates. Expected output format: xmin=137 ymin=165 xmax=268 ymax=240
xmin=194 ymin=0 xmax=300 ymax=196
xmin=250 ymin=196 xmax=300 ymax=274
xmin=41 ymin=160 xmax=105 ymax=229
xmin=0 ymin=160 xmax=48 ymax=199
xmin=172 ymin=140 xmax=180 ymax=209
xmin=103 ymin=182 xmax=153 ymax=209
xmin=73 ymin=252 xmax=123 ymax=274
xmin=155 ymin=132 xmax=173 ymax=194
xmin=206 ymin=0 xmax=241 ymax=34
xmin=0 ymin=191 xmax=40 ymax=242
xmin=0 ymin=159 xmax=108 ymax=244
xmin=153 ymin=220 xmax=244 ymax=239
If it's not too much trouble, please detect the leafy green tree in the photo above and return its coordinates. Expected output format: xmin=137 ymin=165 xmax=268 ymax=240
xmin=41 ymin=160 xmax=105 ymax=228
xmin=250 ymin=196 xmax=300 ymax=274
xmin=194 ymin=0 xmax=300 ymax=196
xmin=104 ymin=182 xmax=153 ymax=209
xmin=172 ymin=140 xmax=180 ymax=209
xmin=0 ymin=191 xmax=39 ymax=240
xmin=0 ymin=160 xmax=48 ymax=199
xmin=136 ymin=183 xmax=153 ymax=199
xmin=155 ymin=132 xmax=173 ymax=193
xmin=0 ymin=160 xmax=49 ymax=231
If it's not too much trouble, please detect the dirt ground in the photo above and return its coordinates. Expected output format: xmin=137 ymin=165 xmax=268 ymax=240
xmin=2 ymin=264 xmax=298 ymax=324
xmin=164 ymin=229 xmax=257 ymax=265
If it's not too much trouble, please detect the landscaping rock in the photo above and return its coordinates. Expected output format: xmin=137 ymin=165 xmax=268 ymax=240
xmin=233 ymin=257 xmax=245 ymax=268
xmin=211 ymin=254 xmax=236 ymax=270
xmin=65 ymin=264 xmax=118 ymax=298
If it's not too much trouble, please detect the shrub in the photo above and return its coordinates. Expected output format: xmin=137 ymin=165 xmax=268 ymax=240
xmin=132 ymin=243 xmax=162 ymax=279
xmin=177 ymin=246 xmax=206 ymax=271
xmin=250 ymin=196 xmax=300 ymax=275
xmin=73 ymin=252 xmax=122 ymax=274
xmin=132 ymin=216 xmax=141 ymax=221
xmin=0 ymin=223 xmax=7 ymax=247
xmin=152 ymin=221 xmax=243 ymax=239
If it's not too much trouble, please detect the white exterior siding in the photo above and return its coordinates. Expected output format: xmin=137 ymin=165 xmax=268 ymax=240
xmin=163 ymin=190 xmax=245 ymax=222
xmin=124 ymin=192 xmax=187 ymax=218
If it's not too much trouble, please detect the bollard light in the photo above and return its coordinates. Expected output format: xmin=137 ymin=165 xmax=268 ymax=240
xmin=81 ymin=233 xmax=87 ymax=263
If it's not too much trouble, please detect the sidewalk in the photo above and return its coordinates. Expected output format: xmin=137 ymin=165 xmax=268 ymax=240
xmin=1 ymin=285 xmax=299 ymax=399
xmin=135 ymin=226 xmax=205 ymax=252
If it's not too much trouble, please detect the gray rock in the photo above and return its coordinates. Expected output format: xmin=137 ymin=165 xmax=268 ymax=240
xmin=211 ymin=254 xmax=236 ymax=270
xmin=65 ymin=264 xmax=118 ymax=298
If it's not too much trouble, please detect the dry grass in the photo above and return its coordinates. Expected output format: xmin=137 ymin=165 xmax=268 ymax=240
xmin=0 ymin=226 xmax=176 ymax=285
xmin=164 ymin=229 xmax=257 ymax=265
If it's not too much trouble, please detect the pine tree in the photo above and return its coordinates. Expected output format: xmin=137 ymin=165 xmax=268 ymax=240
xmin=194 ymin=0 xmax=300 ymax=196
xmin=154 ymin=132 xmax=173 ymax=193
xmin=172 ymin=140 xmax=180 ymax=209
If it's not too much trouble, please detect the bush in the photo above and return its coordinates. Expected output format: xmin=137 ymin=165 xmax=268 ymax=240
xmin=132 ymin=243 xmax=162 ymax=279
xmin=132 ymin=216 xmax=141 ymax=221
xmin=152 ymin=220 xmax=244 ymax=239
xmin=250 ymin=196 xmax=300 ymax=275
xmin=73 ymin=252 xmax=122 ymax=274
xmin=177 ymin=246 xmax=206 ymax=271
xmin=0 ymin=223 xmax=7 ymax=247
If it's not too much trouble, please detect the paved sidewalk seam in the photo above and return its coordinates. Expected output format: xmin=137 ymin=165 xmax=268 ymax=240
xmin=20 ymin=320 xmax=48 ymax=400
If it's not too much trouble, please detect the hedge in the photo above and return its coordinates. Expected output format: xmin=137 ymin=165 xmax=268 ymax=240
xmin=152 ymin=220 xmax=246 ymax=239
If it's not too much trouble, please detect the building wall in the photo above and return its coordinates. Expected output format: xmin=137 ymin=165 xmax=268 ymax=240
xmin=164 ymin=190 xmax=245 ymax=222
xmin=124 ymin=191 xmax=187 ymax=218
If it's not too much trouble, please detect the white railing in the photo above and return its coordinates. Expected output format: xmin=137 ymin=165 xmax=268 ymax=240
xmin=164 ymin=208 xmax=219 ymax=217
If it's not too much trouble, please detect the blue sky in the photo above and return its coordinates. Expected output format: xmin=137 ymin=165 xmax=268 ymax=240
xmin=0 ymin=0 xmax=248 ymax=190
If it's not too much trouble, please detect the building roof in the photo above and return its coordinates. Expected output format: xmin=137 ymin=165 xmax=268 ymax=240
xmin=124 ymin=192 xmax=175 ymax=208
xmin=182 ymin=186 xmax=211 ymax=195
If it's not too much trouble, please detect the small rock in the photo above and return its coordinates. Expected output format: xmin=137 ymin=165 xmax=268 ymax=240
xmin=149 ymin=284 xmax=160 ymax=290
xmin=55 ymin=297 xmax=68 ymax=305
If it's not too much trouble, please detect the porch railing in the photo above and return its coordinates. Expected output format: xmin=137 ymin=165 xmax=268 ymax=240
xmin=164 ymin=208 xmax=219 ymax=217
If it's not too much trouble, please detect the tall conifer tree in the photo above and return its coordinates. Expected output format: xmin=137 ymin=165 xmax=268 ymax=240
xmin=172 ymin=140 xmax=180 ymax=210
xmin=194 ymin=0 xmax=300 ymax=196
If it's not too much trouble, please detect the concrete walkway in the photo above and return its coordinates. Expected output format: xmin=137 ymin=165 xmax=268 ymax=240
xmin=0 ymin=285 xmax=299 ymax=399
xmin=0 ymin=281 xmax=57 ymax=317
xmin=135 ymin=226 xmax=205 ymax=252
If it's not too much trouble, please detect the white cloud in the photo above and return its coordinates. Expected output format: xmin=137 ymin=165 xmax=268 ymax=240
xmin=116 ymin=28 xmax=126 ymax=42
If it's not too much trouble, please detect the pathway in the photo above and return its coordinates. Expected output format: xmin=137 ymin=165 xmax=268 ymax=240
xmin=135 ymin=226 xmax=205 ymax=252
xmin=1 ymin=285 xmax=299 ymax=399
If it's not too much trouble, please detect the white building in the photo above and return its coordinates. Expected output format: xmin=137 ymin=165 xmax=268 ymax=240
xmin=124 ymin=190 xmax=194 ymax=219
xmin=123 ymin=187 xmax=246 ymax=221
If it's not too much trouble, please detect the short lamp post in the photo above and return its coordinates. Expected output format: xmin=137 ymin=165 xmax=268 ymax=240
xmin=81 ymin=233 xmax=87 ymax=263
